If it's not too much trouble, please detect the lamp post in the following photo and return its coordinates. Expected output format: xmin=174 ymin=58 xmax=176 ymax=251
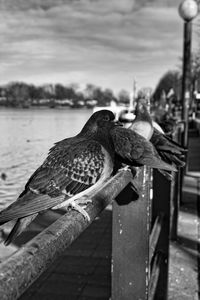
xmin=178 ymin=0 xmax=198 ymax=149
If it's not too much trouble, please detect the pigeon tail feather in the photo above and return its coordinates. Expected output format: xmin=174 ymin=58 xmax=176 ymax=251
xmin=4 ymin=214 xmax=38 ymax=245
xmin=0 ymin=191 xmax=66 ymax=225
xmin=158 ymin=169 xmax=175 ymax=181
xmin=143 ymin=157 xmax=177 ymax=172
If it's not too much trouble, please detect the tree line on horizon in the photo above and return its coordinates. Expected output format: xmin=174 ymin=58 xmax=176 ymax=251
xmin=0 ymin=82 xmax=131 ymax=108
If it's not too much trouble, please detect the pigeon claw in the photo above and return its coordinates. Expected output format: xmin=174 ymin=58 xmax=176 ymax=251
xmin=55 ymin=196 xmax=92 ymax=221
xmin=70 ymin=199 xmax=91 ymax=222
xmin=73 ymin=197 xmax=92 ymax=208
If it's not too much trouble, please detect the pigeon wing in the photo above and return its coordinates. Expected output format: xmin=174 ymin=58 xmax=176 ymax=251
xmin=111 ymin=127 xmax=176 ymax=172
xmin=151 ymin=129 xmax=186 ymax=154
xmin=151 ymin=128 xmax=186 ymax=167
xmin=0 ymin=139 xmax=106 ymax=224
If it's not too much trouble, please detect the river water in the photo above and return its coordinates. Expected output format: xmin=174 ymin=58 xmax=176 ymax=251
xmin=0 ymin=108 xmax=92 ymax=210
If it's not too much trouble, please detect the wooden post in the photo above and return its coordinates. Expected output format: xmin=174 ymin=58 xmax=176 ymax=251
xmin=112 ymin=167 xmax=151 ymax=300
xmin=151 ymin=170 xmax=171 ymax=300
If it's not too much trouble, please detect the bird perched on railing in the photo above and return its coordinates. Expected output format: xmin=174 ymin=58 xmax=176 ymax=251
xmin=128 ymin=99 xmax=186 ymax=180
xmin=111 ymin=126 xmax=177 ymax=173
xmin=0 ymin=109 xmax=185 ymax=245
xmin=0 ymin=110 xmax=119 ymax=245
xmin=129 ymin=99 xmax=154 ymax=140
xmin=156 ymin=113 xmax=178 ymax=137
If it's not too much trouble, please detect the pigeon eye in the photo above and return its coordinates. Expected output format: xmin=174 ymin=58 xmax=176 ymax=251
xmin=103 ymin=115 xmax=110 ymax=121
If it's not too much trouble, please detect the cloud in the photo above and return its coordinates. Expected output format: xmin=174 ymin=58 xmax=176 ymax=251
xmin=0 ymin=0 xmax=139 ymax=13
xmin=74 ymin=0 xmax=137 ymax=14
xmin=0 ymin=0 xmax=196 ymax=92
xmin=0 ymin=0 xmax=182 ymax=13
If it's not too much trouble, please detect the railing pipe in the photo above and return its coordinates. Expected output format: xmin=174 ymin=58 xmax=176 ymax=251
xmin=0 ymin=167 xmax=134 ymax=300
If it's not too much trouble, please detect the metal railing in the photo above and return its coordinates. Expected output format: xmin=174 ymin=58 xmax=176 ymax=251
xmin=112 ymin=167 xmax=172 ymax=300
xmin=0 ymin=161 xmax=178 ymax=300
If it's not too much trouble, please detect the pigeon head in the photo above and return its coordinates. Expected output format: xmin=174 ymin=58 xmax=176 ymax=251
xmin=135 ymin=99 xmax=148 ymax=114
xmin=91 ymin=109 xmax=115 ymax=122
xmin=135 ymin=99 xmax=152 ymax=124
xmin=80 ymin=110 xmax=118 ymax=136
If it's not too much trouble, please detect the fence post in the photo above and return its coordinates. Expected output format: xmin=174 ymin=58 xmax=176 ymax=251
xmin=151 ymin=170 xmax=171 ymax=300
xmin=170 ymin=171 xmax=181 ymax=240
xmin=112 ymin=167 xmax=151 ymax=300
xmin=170 ymin=125 xmax=183 ymax=240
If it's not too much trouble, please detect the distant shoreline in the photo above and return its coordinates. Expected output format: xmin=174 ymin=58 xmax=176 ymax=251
xmin=0 ymin=104 xmax=94 ymax=110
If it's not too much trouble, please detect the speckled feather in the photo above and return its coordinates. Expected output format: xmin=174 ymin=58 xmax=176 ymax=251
xmin=29 ymin=140 xmax=104 ymax=196
xmin=0 ymin=140 xmax=108 ymax=223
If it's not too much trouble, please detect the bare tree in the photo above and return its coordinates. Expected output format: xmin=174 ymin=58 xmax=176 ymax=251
xmin=153 ymin=70 xmax=182 ymax=104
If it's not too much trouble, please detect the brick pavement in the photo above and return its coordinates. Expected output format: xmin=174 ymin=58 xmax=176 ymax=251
xmin=19 ymin=209 xmax=112 ymax=300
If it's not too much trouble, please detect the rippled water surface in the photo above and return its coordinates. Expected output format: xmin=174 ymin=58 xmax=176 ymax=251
xmin=0 ymin=108 xmax=92 ymax=210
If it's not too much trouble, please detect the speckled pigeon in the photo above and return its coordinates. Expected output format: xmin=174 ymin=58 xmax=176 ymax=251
xmin=0 ymin=110 xmax=118 ymax=245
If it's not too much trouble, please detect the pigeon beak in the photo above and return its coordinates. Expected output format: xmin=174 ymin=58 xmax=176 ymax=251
xmin=114 ymin=120 xmax=123 ymax=127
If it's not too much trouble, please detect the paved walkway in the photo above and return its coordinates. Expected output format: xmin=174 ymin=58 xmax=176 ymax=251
xmin=168 ymin=134 xmax=200 ymax=300
xmin=20 ymin=209 xmax=112 ymax=300
xmin=168 ymin=181 xmax=199 ymax=300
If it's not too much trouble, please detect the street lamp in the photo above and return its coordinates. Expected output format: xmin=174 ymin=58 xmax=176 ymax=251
xmin=178 ymin=0 xmax=198 ymax=150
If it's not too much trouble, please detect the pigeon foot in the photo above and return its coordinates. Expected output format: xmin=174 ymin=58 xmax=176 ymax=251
xmin=69 ymin=198 xmax=91 ymax=221
xmin=54 ymin=196 xmax=92 ymax=221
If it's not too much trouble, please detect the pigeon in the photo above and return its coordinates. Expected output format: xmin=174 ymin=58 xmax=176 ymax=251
xmin=154 ymin=112 xmax=177 ymax=136
xmin=110 ymin=125 xmax=177 ymax=173
xmin=0 ymin=110 xmax=119 ymax=245
xmin=130 ymin=99 xmax=154 ymax=140
xmin=150 ymin=128 xmax=186 ymax=168
xmin=128 ymin=99 xmax=186 ymax=180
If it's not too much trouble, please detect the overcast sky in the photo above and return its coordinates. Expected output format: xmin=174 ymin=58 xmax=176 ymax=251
xmin=0 ymin=0 xmax=199 ymax=94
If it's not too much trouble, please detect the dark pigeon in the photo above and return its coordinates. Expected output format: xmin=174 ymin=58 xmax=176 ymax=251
xmin=0 ymin=110 xmax=118 ymax=245
xmin=111 ymin=126 xmax=177 ymax=172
